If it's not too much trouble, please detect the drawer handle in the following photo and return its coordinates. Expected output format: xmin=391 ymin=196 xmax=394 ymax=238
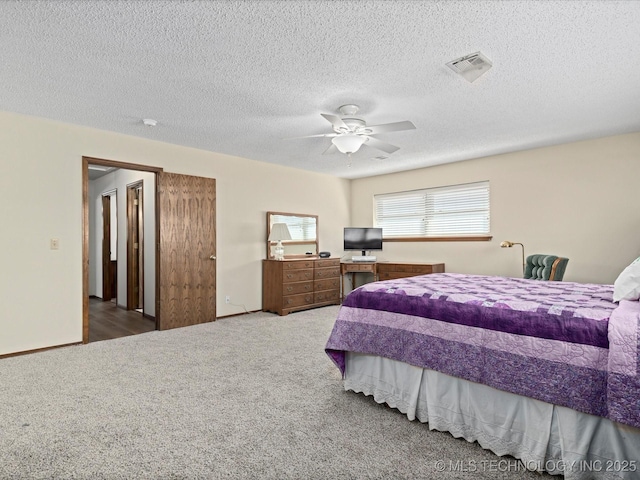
xmin=305 ymin=285 xmax=311 ymax=290
xmin=305 ymin=272 xmax=311 ymax=278
xmin=286 ymin=286 xmax=293 ymax=292
xmin=317 ymin=272 xmax=323 ymax=277
xmin=286 ymin=274 xmax=293 ymax=279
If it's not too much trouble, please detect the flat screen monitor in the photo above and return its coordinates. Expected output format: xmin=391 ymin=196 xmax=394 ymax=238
xmin=344 ymin=227 xmax=383 ymax=256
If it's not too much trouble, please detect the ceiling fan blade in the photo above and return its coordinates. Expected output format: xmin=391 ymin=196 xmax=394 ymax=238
xmin=322 ymin=143 xmax=338 ymax=155
xmin=321 ymin=113 xmax=349 ymax=130
xmin=287 ymin=132 xmax=338 ymax=139
xmin=364 ymin=137 xmax=400 ymax=154
xmin=365 ymin=120 xmax=416 ymax=135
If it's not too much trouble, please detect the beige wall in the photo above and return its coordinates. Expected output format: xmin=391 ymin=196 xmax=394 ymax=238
xmin=351 ymin=132 xmax=640 ymax=284
xmin=0 ymin=111 xmax=350 ymax=356
xmin=1 ymin=107 xmax=637 ymax=356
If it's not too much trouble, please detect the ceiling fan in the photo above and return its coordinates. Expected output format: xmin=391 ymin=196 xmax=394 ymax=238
xmin=301 ymin=104 xmax=416 ymax=156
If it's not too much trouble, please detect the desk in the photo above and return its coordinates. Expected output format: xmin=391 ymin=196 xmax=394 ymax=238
xmin=340 ymin=261 xmax=445 ymax=301
xmin=341 ymin=261 xmax=378 ymax=301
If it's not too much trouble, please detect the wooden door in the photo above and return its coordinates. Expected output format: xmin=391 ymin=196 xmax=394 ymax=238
xmin=157 ymin=172 xmax=216 ymax=330
xmin=127 ymin=182 xmax=143 ymax=311
xmin=102 ymin=194 xmax=114 ymax=301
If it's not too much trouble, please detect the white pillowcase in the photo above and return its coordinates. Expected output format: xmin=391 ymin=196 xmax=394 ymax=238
xmin=613 ymin=257 xmax=640 ymax=302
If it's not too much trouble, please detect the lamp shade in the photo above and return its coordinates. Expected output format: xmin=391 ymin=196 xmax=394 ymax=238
xmin=331 ymin=134 xmax=366 ymax=154
xmin=268 ymin=223 xmax=292 ymax=241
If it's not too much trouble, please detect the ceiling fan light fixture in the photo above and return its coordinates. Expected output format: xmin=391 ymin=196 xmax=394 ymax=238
xmin=307 ymin=105 xmax=414 ymax=155
xmin=332 ymin=134 xmax=366 ymax=154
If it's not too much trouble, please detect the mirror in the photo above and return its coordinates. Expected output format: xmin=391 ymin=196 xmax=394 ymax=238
xmin=267 ymin=211 xmax=318 ymax=259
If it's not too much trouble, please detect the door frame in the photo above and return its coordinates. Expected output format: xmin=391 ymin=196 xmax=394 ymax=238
xmin=82 ymin=156 xmax=163 ymax=344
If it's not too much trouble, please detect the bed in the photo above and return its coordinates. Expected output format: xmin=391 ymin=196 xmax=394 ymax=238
xmin=325 ymin=273 xmax=640 ymax=480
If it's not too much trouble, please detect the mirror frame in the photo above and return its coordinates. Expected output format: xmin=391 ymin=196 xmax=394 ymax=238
xmin=266 ymin=211 xmax=319 ymax=259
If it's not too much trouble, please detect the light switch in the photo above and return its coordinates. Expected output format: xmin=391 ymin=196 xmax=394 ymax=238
xmin=50 ymin=238 xmax=60 ymax=250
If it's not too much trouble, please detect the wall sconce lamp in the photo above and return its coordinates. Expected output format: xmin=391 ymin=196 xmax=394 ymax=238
xmin=269 ymin=223 xmax=292 ymax=261
xmin=500 ymin=240 xmax=525 ymax=275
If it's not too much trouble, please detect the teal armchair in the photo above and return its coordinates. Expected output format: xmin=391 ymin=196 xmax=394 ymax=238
xmin=524 ymin=254 xmax=569 ymax=281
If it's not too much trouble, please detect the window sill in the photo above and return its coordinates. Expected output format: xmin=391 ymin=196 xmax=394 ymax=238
xmin=383 ymin=235 xmax=493 ymax=242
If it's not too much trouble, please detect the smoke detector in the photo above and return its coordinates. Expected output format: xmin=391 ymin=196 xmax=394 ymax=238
xmin=142 ymin=118 xmax=157 ymax=127
xmin=446 ymin=51 xmax=492 ymax=83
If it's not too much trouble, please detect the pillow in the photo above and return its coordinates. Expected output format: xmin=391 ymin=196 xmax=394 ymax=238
xmin=613 ymin=257 xmax=640 ymax=302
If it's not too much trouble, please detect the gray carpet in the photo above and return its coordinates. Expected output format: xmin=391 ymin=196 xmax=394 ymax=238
xmin=0 ymin=306 xmax=551 ymax=479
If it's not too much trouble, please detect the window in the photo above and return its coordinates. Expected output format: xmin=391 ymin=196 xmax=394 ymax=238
xmin=374 ymin=181 xmax=490 ymax=239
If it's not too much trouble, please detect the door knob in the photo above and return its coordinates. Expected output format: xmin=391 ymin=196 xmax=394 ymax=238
xmin=210 ymin=255 xmax=216 ymax=260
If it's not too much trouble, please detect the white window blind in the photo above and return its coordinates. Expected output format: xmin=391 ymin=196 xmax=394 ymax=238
xmin=374 ymin=181 xmax=490 ymax=238
xmin=271 ymin=214 xmax=316 ymax=241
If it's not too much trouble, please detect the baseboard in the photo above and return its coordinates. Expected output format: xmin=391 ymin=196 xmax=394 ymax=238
xmin=0 ymin=341 xmax=82 ymax=359
xmin=217 ymin=309 xmax=260 ymax=320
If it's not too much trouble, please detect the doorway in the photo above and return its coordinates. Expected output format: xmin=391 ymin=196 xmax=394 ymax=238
xmin=82 ymin=157 xmax=218 ymax=344
xmin=84 ymin=158 xmax=160 ymax=343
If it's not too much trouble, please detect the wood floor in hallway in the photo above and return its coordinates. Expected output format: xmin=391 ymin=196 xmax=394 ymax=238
xmin=89 ymin=297 xmax=156 ymax=343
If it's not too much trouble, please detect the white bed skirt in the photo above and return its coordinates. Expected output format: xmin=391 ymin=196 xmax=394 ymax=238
xmin=344 ymin=352 xmax=640 ymax=480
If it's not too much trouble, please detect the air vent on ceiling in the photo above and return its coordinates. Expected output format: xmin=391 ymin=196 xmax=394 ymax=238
xmin=446 ymin=51 xmax=492 ymax=83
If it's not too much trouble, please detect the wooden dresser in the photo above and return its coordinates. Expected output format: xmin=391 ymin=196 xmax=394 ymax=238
xmin=376 ymin=262 xmax=445 ymax=280
xmin=263 ymin=258 xmax=341 ymax=316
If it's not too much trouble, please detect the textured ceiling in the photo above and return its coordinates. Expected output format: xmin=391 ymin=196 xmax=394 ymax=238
xmin=2 ymin=1 xmax=639 ymax=179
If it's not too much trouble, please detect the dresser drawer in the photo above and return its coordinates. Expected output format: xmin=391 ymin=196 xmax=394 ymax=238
xmin=378 ymin=263 xmax=444 ymax=280
xmin=282 ymin=281 xmax=313 ymax=295
xmin=377 ymin=264 xmax=412 ymax=273
xmin=314 ymin=290 xmax=339 ymax=303
xmin=283 ymin=293 xmax=314 ymax=308
xmin=409 ymin=265 xmax=436 ymax=273
xmin=283 ymin=269 xmax=313 ymax=283
xmin=283 ymin=260 xmax=314 ymax=270
xmin=314 ymin=278 xmax=339 ymax=291
xmin=315 ymin=267 xmax=340 ymax=279
xmin=377 ymin=263 xmax=442 ymax=274
xmin=378 ymin=272 xmax=418 ymax=281
xmin=315 ymin=258 xmax=340 ymax=268
xmin=342 ymin=263 xmax=376 ymax=272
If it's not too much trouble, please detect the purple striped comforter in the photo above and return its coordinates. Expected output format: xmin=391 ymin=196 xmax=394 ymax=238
xmin=325 ymin=273 xmax=640 ymax=428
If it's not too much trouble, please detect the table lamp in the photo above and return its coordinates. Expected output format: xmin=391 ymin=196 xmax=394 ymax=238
xmin=269 ymin=223 xmax=292 ymax=260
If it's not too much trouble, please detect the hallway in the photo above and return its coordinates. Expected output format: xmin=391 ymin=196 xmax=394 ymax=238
xmin=89 ymin=297 xmax=155 ymax=343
